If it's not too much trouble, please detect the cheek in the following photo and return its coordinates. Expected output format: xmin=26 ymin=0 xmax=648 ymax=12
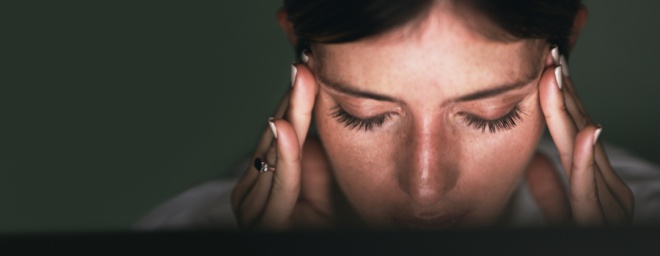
xmin=461 ymin=100 xmax=544 ymax=170
xmin=314 ymin=92 xmax=399 ymax=218
xmin=314 ymin=90 xmax=546 ymax=226
xmin=456 ymin=95 xmax=546 ymax=221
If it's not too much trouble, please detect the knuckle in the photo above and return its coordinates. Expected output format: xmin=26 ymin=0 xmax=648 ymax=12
xmin=561 ymin=152 xmax=573 ymax=164
xmin=278 ymin=148 xmax=301 ymax=166
xmin=558 ymin=102 xmax=570 ymax=115
xmin=272 ymin=173 xmax=300 ymax=195
xmin=543 ymin=102 xmax=569 ymax=120
xmin=569 ymin=187 xmax=599 ymax=204
xmin=574 ymin=108 xmax=590 ymax=124
xmin=577 ymin=117 xmax=589 ymax=129
xmin=271 ymin=174 xmax=285 ymax=192
xmin=569 ymin=176 xmax=600 ymax=204
xmin=571 ymin=151 xmax=593 ymax=172
xmin=589 ymin=183 xmax=601 ymax=201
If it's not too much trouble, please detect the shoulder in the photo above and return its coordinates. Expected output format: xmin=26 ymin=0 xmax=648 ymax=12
xmin=536 ymin=136 xmax=660 ymax=226
xmin=133 ymin=157 xmax=250 ymax=230
xmin=133 ymin=178 xmax=240 ymax=230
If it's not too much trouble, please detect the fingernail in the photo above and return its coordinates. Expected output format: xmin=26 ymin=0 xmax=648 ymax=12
xmin=268 ymin=117 xmax=277 ymax=139
xmin=301 ymin=51 xmax=309 ymax=64
xmin=593 ymin=125 xmax=602 ymax=146
xmin=551 ymin=46 xmax=560 ymax=65
xmin=291 ymin=63 xmax=297 ymax=88
xmin=554 ymin=66 xmax=563 ymax=90
xmin=559 ymin=55 xmax=570 ymax=76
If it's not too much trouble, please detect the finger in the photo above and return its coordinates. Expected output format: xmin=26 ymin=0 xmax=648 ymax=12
xmin=560 ymin=56 xmax=633 ymax=218
xmin=565 ymin=79 xmax=634 ymax=220
xmin=232 ymin=91 xmax=290 ymax=213
xmin=570 ymin=125 xmax=605 ymax=226
xmin=563 ymin=87 xmax=590 ymax=130
xmin=237 ymin=135 xmax=280 ymax=227
xmin=563 ymin=78 xmax=591 ymax=124
xmin=257 ymin=92 xmax=291 ymax=154
xmin=539 ymin=65 xmax=579 ymax=176
xmin=525 ymin=153 xmax=571 ymax=226
xmin=593 ymin=163 xmax=629 ymax=225
xmin=560 ymin=55 xmax=591 ymax=121
xmin=594 ymin=143 xmax=635 ymax=219
xmin=258 ymin=119 xmax=301 ymax=230
xmin=237 ymin=170 xmax=274 ymax=227
xmin=285 ymin=63 xmax=318 ymax=150
xmin=557 ymin=56 xmax=590 ymax=129
xmin=560 ymin=97 xmax=632 ymax=224
xmin=299 ymin=137 xmax=333 ymax=216
xmin=289 ymin=138 xmax=334 ymax=229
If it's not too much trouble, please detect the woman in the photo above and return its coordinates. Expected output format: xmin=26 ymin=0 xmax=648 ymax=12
xmin=136 ymin=0 xmax=660 ymax=230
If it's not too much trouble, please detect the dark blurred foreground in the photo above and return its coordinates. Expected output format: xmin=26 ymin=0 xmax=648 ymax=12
xmin=2 ymin=228 xmax=659 ymax=255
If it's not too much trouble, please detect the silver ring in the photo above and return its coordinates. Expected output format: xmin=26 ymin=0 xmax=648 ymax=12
xmin=254 ymin=158 xmax=275 ymax=172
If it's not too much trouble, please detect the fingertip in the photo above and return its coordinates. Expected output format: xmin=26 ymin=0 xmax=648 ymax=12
xmin=569 ymin=124 xmax=604 ymax=226
xmin=291 ymin=62 xmax=298 ymax=88
xmin=287 ymin=63 xmax=318 ymax=149
xmin=266 ymin=119 xmax=302 ymax=219
xmin=573 ymin=125 xmax=599 ymax=164
xmin=579 ymin=125 xmax=600 ymax=145
xmin=554 ymin=66 xmax=563 ymax=90
xmin=293 ymin=63 xmax=318 ymax=96
xmin=272 ymin=119 xmax=300 ymax=162
xmin=301 ymin=50 xmax=309 ymax=64
xmin=560 ymin=55 xmax=570 ymax=77
xmin=289 ymin=63 xmax=317 ymax=105
xmin=551 ymin=46 xmax=559 ymax=64
xmin=268 ymin=117 xmax=277 ymax=139
xmin=539 ymin=66 xmax=565 ymax=116
xmin=593 ymin=125 xmax=603 ymax=146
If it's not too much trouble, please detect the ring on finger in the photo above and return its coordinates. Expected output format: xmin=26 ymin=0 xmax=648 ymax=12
xmin=254 ymin=158 xmax=275 ymax=172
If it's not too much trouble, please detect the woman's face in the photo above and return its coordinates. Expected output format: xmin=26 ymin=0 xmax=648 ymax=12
xmin=309 ymin=6 xmax=549 ymax=229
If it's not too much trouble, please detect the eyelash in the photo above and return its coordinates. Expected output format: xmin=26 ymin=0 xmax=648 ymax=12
xmin=462 ymin=105 xmax=524 ymax=133
xmin=330 ymin=106 xmax=392 ymax=132
xmin=330 ymin=104 xmax=524 ymax=133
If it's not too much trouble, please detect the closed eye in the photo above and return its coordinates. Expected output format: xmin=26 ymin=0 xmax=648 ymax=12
xmin=330 ymin=106 xmax=393 ymax=132
xmin=461 ymin=105 xmax=524 ymax=133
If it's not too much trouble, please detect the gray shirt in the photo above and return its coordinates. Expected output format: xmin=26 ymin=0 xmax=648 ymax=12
xmin=134 ymin=137 xmax=660 ymax=230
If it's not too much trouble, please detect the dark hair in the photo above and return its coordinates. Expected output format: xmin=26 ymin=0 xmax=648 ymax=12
xmin=284 ymin=0 xmax=580 ymax=57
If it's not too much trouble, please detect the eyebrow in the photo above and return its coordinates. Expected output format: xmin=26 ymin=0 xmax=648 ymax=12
xmin=318 ymin=75 xmax=536 ymax=105
xmin=318 ymin=77 xmax=398 ymax=102
xmin=443 ymin=79 xmax=533 ymax=106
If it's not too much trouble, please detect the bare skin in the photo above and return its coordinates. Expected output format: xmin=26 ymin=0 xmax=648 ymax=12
xmin=231 ymin=3 xmax=633 ymax=230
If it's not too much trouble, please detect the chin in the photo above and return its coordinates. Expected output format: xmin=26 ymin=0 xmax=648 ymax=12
xmin=359 ymin=204 xmax=507 ymax=230
xmin=390 ymin=213 xmax=471 ymax=230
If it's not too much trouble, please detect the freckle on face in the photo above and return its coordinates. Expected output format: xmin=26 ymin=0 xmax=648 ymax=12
xmin=311 ymin=4 xmax=547 ymax=228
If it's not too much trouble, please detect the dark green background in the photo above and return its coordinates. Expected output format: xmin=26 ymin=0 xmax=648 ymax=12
xmin=2 ymin=0 xmax=659 ymax=233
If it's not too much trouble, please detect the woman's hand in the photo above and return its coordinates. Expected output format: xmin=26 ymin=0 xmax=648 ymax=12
xmin=537 ymin=49 xmax=634 ymax=226
xmin=231 ymin=61 xmax=333 ymax=230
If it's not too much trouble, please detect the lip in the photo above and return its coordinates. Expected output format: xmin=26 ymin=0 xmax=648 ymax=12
xmin=391 ymin=211 xmax=470 ymax=230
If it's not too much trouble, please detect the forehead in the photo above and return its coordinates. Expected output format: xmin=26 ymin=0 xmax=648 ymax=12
xmin=312 ymin=5 xmax=544 ymax=100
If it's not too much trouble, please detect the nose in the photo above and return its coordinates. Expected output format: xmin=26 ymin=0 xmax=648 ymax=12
xmin=397 ymin=116 xmax=458 ymax=207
